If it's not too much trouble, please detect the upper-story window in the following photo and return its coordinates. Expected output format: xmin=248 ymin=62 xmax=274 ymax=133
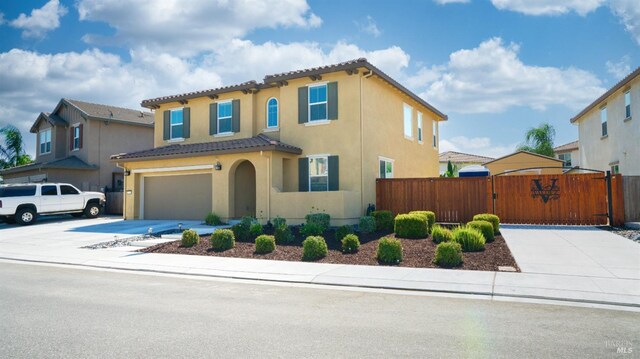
xmin=601 ymin=106 xmax=607 ymax=137
xmin=73 ymin=126 xmax=81 ymax=150
xmin=39 ymin=128 xmax=51 ymax=154
xmin=267 ymin=98 xmax=278 ymax=128
xmin=417 ymin=112 xmax=423 ymax=143
xmin=218 ymin=101 xmax=233 ymax=134
xmin=433 ymin=121 xmax=438 ymax=148
xmin=170 ymin=109 xmax=184 ymax=139
xmin=403 ymin=104 xmax=412 ymax=138
xmin=309 ymin=84 xmax=327 ymax=122
xmin=624 ymin=90 xmax=631 ymax=119
xmin=558 ymin=153 xmax=572 ymax=168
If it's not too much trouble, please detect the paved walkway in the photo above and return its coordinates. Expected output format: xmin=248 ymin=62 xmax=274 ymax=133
xmin=0 ymin=218 xmax=638 ymax=308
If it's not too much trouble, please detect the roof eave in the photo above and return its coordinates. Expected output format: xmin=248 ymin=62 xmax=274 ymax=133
xmin=110 ymin=145 xmax=302 ymax=163
xmin=141 ymin=82 xmax=262 ymax=109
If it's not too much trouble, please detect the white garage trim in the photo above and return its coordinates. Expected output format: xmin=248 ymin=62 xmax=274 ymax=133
xmin=132 ymin=164 xmax=213 ymax=174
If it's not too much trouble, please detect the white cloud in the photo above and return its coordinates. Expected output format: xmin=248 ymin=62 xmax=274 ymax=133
xmin=490 ymin=0 xmax=604 ymax=16
xmin=417 ymin=37 xmax=604 ymax=114
xmin=356 ymin=16 xmax=382 ymax=37
xmin=606 ymin=55 xmax=632 ymax=80
xmin=77 ymin=0 xmax=322 ymax=56
xmin=433 ymin=0 xmax=470 ymax=4
xmin=610 ymin=0 xmax=640 ymax=45
xmin=9 ymin=0 xmax=68 ymax=39
xmin=439 ymin=136 xmax=517 ymax=158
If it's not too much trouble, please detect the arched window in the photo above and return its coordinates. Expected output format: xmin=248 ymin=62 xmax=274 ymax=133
xmin=267 ymin=98 xmax=278 ymax=128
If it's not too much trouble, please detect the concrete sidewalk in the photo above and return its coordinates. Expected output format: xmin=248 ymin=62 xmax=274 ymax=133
xmin=0 ymin=218 xmax=638 ymax=308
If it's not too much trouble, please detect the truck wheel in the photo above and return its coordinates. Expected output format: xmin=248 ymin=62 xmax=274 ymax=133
xmin=84 ymin=203 xmax=101 ymax=218
xmin=16 ymin=208 xmax=37 ymax=225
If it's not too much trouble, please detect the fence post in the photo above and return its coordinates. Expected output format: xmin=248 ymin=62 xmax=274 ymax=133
xmin=606 ymin=171 xmax=614 ymax=226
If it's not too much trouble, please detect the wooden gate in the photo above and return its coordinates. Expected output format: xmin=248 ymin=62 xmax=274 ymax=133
xmin=105 ymin=191 xmax=123 ymax=215
xmin=492 ymin=173 xmax=608 ymax=225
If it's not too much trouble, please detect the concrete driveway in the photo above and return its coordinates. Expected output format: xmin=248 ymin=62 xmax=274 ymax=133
xmin=501 ymin=225 xmax=640 ymax=280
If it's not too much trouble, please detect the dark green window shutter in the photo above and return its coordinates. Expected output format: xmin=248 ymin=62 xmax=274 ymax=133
xmin=379 ymin=160 xmax=385 ymax=178
xmin=209 ymin=103 xmax=217 ymax=135
xmin=182 ymin=107 xmax=190 ymax=138
xmin=298 ymin=86 xmax=308 ymax=124
xmin=328 ymin=155 xmax=339 ymax=191
xmin=232 ymin=99 xmax=240 ymax=133
xmin=328 ymin=82 xmax=338 ymax=120
xmin=298 ymin=158 xmax=309 ymax=192
xmin=163 ymin=110 xmax=170 ymax=140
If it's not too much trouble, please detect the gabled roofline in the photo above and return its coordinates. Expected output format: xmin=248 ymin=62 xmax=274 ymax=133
xmin=570 ymin=66 xmax=640 ymax=123
xmin=438 ymin=150 xmax=495 ymax=163
xmin=482 ymin=150 xmax=564 ymax=165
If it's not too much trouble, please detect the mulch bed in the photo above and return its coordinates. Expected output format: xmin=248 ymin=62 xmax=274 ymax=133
xmin=141 ymin=227 xmax=519 ymax=271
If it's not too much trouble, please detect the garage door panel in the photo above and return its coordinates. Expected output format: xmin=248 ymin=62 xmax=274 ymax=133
xmin=144 ymin=174 xmax=212 ymax=220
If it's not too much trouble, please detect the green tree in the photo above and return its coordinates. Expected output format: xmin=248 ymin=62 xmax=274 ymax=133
xmin=0 ymin=125 xmax=32 ymax=169
xmin=517 ymin=122 xmax=556 ymax=157
xmin=442 ymin=160 xmax=458 ymax=178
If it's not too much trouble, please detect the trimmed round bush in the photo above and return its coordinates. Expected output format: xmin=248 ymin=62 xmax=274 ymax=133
xmin=371 ymin=210 xmax=393 ymax=232
xmin=409 ymin=211 xmax=436 ymax=233
xmin=250 ymin=222 xmax=263 ymax=237
xmin=467 ymin=220 xmax=494 ymax=243
xmin=210 ymin=229 xmax=235 ymax=251
xmin=359 ymin=216 xmax=376 ymax=234
xmin=394 ymin=214 xmax=429 ymax=239
xmin=232 ymin=222 xmax=251 ymax=242
xmin=274 ymin=225 xmax=295 ymax=245
xmin=434 ymin=242 xmax=463 ymax=268
xmin=272 ymin=216 xmax=286 ymax=229
xmin=180 ymin=229 xmax=199 ymax=247
xmin=336 ymin=225 xmax=354 ymax=241
xmin=341 ymin=234 xmax=360 ymax=254
xmin=473 ymin=214 xmax=500 ymax=234
xmin=302 ymin=236 xmax=328 ymax=261
xmin=431 ymin=225 xmax=453 ymax=244
xmin=376 ymin=236 xmax=403 ymax=264
xmin=204 ymin=212 xmax=223 ymax=226
xmin=452 ymin=226 xmax=485 ymax=252
xmin=255 ymin=235 xmax=276 ymax=254
xmin=300 ymin=222 xmax=323 ymax=237
xmin=305 ymin=213 xmax=331 ymax=231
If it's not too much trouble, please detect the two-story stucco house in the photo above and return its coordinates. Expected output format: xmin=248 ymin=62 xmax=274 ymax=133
xmin=571 ymin=67 xmax=640 ymax=175
xmin=111 ymin=59 xmax=447 ymax=224
xmin=0 ymin=99 xmax=154 ymax=191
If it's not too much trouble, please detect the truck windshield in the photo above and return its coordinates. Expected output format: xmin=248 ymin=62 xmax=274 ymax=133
xmin=0 ymin=186 xmax=37 ymax=197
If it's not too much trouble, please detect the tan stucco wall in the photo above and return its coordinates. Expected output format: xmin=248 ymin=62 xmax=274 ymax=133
xmin=484 ymin=152 xmax=563 ymax=175
xmin=575 ymin=76 xmax=640 ymax=175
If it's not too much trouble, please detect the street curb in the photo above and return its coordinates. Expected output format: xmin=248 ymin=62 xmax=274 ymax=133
xmin=1 ymin=256 xmax=638 ymax=309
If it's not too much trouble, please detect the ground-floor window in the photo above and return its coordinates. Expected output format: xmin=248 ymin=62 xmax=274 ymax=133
xmin=309 ymin=156 xmax=328 ymax=191
xmin=379 ymin=157 xmax=394 ymax=179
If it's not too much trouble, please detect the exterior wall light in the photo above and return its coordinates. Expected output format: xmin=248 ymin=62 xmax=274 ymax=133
xmin=214 ymin=161 xmax=222 ymax=171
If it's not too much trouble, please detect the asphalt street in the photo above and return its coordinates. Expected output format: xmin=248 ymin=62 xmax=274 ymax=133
xmin=0 ymin=261 xmax=636 ymax=358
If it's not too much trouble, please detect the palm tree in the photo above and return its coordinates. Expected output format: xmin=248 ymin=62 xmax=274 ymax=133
xmin=517 ymin=122 xmax=556 ymax=157
xmin=0 ymin=125 xmax=32 ymax=169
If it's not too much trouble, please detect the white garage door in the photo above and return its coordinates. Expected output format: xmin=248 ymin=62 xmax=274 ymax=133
xmin=143 ymin=174 xmax=212 ymax=220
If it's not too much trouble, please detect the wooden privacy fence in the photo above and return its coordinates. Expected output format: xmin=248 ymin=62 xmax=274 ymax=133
xmin=105 ymin=191 xmax=123 ymax=215
xmin=623 ymin=176 xmax=640 ymax=222
xmin=376 ymin=173 xmax=625 ymax=226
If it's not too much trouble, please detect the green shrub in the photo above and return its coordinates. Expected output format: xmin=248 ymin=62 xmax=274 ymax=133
xmin=210 ymin=229 xmax=235 ymax=251
xmin=394 ymin=214 xmax=429 ymax=239
xmin=409 ymin=211 xmax=436 ymax=233
xmin=359 ymin=216 xmax=376 ymax=234
xmin=434 ymin=242 xmax=463 ymax=268
xmin=255 ymin=235 xmax=276 ymax=254
xmin=376 ymin=237 xmax=403 ymax=264
xmin=302 ymin=236 xmax=328 ymax=261
xmin=452 ymin=226 xmax=485 ymax=252
xmin=180 ymin=229 xmax=199 ymax=247
xmin=204 ymin=212 xmax=223 ymax=226
xmin=305 ymin=213 xmax=331 ymax=231
xmin=250 ymin=222 xmax=263 ymax=237
xmin=431 ymin=225 xmax=453 ymax=244
xmin=300 ymin=222 xmax=324 ymax=237
xmin=274 ymin=225 xmax=295 ymax=245
xmin=272 ymin=216 xmax=286 ymax=229
xmin=467 ymin=220 xmax=494 ymax=243
xmin=232 ymin=222 xmax=251 ymax=242
xmin=341 ymin=234 xmax=360 ymax=254
xmin=336 ymin=225 xmax=354 ymax=241
xmin=473 ymin=214 xmax=500 ymax=234
xmin=371 ymin=210 xmax=393 ymax=232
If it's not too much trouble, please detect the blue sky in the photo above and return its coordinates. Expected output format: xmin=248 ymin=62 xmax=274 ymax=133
xmin=0 ymin=0 xmax=639 ymax=158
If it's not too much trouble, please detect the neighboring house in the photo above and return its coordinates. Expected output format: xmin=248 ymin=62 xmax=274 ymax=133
xmin=111 ymin=58 xmax=447 ymax=224
xmin=439 ymin=151 xmax=494 ymax=175
xmin=553 ymin=140 xmax=580 ymax=169
xmin=0 ymin=99 xmax=154 ymax=191
xmin=483 ymin=151 xmax=564 ymax=175
xmin=571 ymin=67 xmax=640 ymax=175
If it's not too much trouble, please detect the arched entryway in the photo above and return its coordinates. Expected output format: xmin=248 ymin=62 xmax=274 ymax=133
xmin=233 ymin=160 xmax=256 ymax=218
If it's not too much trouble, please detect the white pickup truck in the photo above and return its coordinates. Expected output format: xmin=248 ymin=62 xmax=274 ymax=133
xmin=0 ymin=183 xmax=105 ymax=225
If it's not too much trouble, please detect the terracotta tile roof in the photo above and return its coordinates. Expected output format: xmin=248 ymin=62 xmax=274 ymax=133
xmin=0 ymin=156 xmax=98 ymax=175
xmin=65 ymin=99 xmax=154 ymax=126
xmin=439 ymin=151 xmax=494 ymax=164
xmin=553 ymin=140 xmax=579 ymax=152
xmin=111 ymin=134 xmax=302 ymax=161
xmin=141 ymin=81 xmax=259 ymax=108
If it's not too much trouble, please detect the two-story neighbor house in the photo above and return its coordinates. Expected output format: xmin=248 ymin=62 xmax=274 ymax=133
xmin=439 ymin=151 xmax=494 ymax=175
xmin=111 ymin=59 xmax=447 ymax=224
xmin=553 ymin=140 xmax=580 ymax=169
xmin=571 ymin=67 xmax=640 ymax=175
xmin=0 ymin=99 xmax=154 ymax=191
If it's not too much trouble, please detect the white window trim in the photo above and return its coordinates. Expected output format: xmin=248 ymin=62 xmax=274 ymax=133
xmin=308 ymin=84 xmax=328 ymax=122
xmin=308 ymin=154 xmax=329 ymax=192
xmin=600 ymin=106 xmax=608 ymax=138
xmin=72 ymin=124 xmax=81 ymax=151
xmin=266 ymin=97 xmax=279 ymax=128
xmin=217 ymin=100 xmax=233 ymax=135
xmin=433 ymin=121 xmax=438 ymax=148
xmin=169 ymin=108 xmax=184 ymax=141
xmin=40 ymin=128 xmax=52 ymax=154
xmin=304 ymin=119 xmax=331 ymax=127
xmin=624 ymin=90 xmax=631 ymax=119
xmin=378 ymin=156 xmax=394 ymax=179
xmin=403 ymin=103 xmax=413 ymax=140
xmin=417 ymin=112 xmax=423 ymax=144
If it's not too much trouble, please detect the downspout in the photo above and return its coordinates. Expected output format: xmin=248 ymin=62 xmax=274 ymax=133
xmin=360 ymin=69 xmax=374 ymax=215
xmin=116 ymin=162 xmax=126 ymax=220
